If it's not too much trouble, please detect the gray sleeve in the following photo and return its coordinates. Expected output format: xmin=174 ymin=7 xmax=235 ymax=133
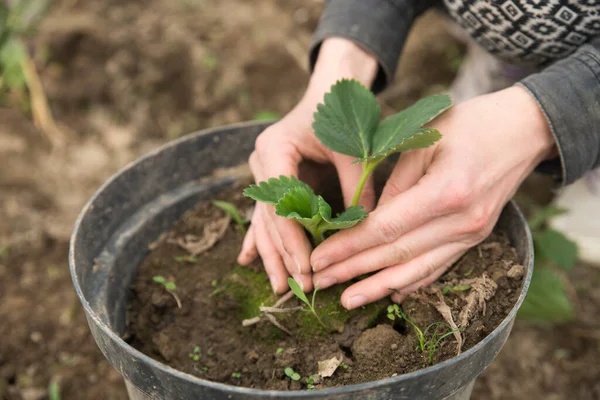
xmin=518 ymin=38 xmax=600 ymax=186
xmin=309 ymin=0 xmax=438 ymax=93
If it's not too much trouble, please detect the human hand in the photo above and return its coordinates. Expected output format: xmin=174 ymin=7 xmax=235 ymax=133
xmin=237 ymin=38 xmax=379 ymax=294
xmin=311 ymin=86 xmax=557 ymax=309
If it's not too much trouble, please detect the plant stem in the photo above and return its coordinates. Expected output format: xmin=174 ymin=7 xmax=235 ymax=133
xmin=351 ymin=161 xmax=378 ymax=207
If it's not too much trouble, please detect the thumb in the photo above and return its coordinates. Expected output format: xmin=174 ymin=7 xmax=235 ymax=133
xmin=332 ymin=154 xmax=376 ymax=211
xmin=378 ymin=153 xmax=426 ymax=206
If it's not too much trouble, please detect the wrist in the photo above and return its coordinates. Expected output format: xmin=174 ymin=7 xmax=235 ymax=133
xmin=502 ymin=86 xmax=558 ymax=163
xmin=302 ymin=37 xmax=378 ymax=108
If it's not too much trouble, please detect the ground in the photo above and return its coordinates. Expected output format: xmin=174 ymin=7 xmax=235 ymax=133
xmin=0 ymin=0 xmax=598 ymax=399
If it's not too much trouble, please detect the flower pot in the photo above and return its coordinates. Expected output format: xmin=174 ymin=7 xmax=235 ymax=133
xmin=69 ymin=121 xmax=534 ymax=400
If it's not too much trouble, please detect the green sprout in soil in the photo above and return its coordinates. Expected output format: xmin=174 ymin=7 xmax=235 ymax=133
xmin=152 ymin=275 xmax=182 ymax=308
xmin=48 ymin=380 xmax=61 ymax=400
xmin=212 ymin=200 xmax=249 ymax=233
xmin=275 ymin=347 xmax=283 ymax=356
xmin=244 ymin=80 xmax=451 ymax=245
xmin=288 ymin=277 xmax=326 ymax=329
xmin=340 ymin=362 xmax=349 ymax=370
xmin=387 ymin=304 xmax=459 ymax=365
xmin=442 ymin=284 xmax=471 ymax=295
xmin=211 ymin=280 xmax=218 ymax=287
xmin=231 ymin=372 xmax=242 ymax=379
xmin=284 ymin=367 xmax=301 ymax=381
xmin=306 ymin=374 xmax=318 ymax=390
xmin=188 ymin=345 xmax=201 ymax=361
xmin=175 ymin=255 xmax=198 ymax=263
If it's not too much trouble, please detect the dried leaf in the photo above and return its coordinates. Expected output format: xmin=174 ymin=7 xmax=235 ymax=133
xmin=317 ymin=356 xmax=341 ymax=378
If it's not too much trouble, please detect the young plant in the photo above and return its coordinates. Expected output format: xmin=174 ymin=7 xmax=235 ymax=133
xmin=305 ymin=374 xmax=318 ymax=390
xmin=231 ymin=372 xmax=242 ymax=379
xmin=175 ymin=255 xmax=198 ymax=263
xmin=244 ymin=80 xmax=451 ymax=244
xmin=387 ymin=304 xmax=459 ymax=364
xmin=188 ymin=345 xmax=201 ymax=361
xmin=284 ymin=367 xmax=301 ymax=381
xmin=212 ymin=200 xmax=249 ymax=233
xmin=152 ymin=275 xmax=182 ymax=308
xmin=441 ymin=284 xmax=471 ymax=295
xmin=287 ymin=277 xmax=326 ymax=329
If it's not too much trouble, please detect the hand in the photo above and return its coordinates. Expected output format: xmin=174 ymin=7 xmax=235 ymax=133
xmin=237 ymin=38 xmax=379 ymax=294
xmin=311 ymin=86 xmax=557 ymax=309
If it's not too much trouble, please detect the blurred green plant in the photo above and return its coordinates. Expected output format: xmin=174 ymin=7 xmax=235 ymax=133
xmin=253 ymin=110 xmax=281 ymax=121
xmin=518 ymin=206 xmax=578 ymax=323
xmin=0 ymin=0 xmax=63 ymax=145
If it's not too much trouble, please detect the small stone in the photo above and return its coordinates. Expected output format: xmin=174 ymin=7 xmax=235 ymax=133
xmin=246 ymin=350 xmax=259 ymax=361
xmin=391 ymin=343 xmax=398 ymax=351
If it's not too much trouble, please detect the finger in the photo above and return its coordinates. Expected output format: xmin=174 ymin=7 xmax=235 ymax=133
xmin=263 ymin=204 xmax=314 ymax=292
xmin=313 ymin=214 xmax=462 ymax=285
xmin=270 ymin=211 xmax=313 ymax=275
xmin=378 ymin=152 xmax=428 ymax=206
xmin=254 ymin=210 xmax=289 ymax=294
xmin=237 ymin=223 xmax=258 ymax=265
xmin=340 ymin=243 xmax=467 ymax=309
xmin=311 ymin=176 xmax=441 ymax=271
xmin=391 ymin=292 xmax=407 ymax=304
xmin=332 ymin=154 xmax=376 ymax=210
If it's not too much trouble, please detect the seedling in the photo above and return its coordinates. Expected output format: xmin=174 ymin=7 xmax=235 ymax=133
xmin=212 ymin=200 xmax=249 ymax=233
xmin=175 ymin=255 xmax=198 ymax=263
xmin=188 ymin=345 xmax=201 ymax=361
xmin=231 ymin=372 xmax=242 ymax=379
xmin=340 ymin=362 xmax=349 ymax=370
xmin=441 ymin=284 xmax=471 ymax=295
xmin=287 ymin=277 xmax=326 ymax=329
xmin=207 ymin=349 xmax=214 ymax=356
xmin=245 ymin=80 xmax=451 ymax=244
xmin=284 ymin=367 xmax=301 ymax=381
xmin=211 ymin=280 xmax=218 ymax=287
xmin=275 ymin=347 xmax=283 ymax=356
xmin=306 ymin=374 xmax=318 ymax=390
xmin=152 ymin=276 xmax=182 ymax=308
xmin=387 ymin=304 xmax=459 ymax=365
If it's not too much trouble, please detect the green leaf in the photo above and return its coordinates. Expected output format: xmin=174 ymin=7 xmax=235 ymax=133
xmin=212 ymin=200 xmax=248 ymax=226
xmin=153 ymin=276 xmax=166 ymax=284
xmin=312 ymin=79 xmax=380 ymax=158
xmin=284 ymin=367 xmax=295 ymax=378
xmin=534 ymin=229 xmax=578 ymax=270
xmin=318 ymin=200 xmax=368 ymax=232
xmin=292 ymin=373 xmax=301 ymax=381
xmin=0 ymin=38 xmax=26 ymax=89
xmin=275 ymin=186 xmax=322 ymax=232
xmin=527 ymin=206 xmax=568 ymax=231
xmin=244 ymin=175 xmax=310 ymax=204
xmin=518 ymin=263 xmax=575 ymax=323
xmin=165 ymin=282 xmax=177 ymax=291
xmin=48 ymin=381 xmax=61 ymax=400
xmin=366 ymin=95 xmax=451 ymax=161
xmin=287 ymin=277 xmax=310 ymax=306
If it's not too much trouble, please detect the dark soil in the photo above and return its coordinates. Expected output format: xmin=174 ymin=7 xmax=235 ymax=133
xmin=126 ymin=179 xmax=524 ymax=390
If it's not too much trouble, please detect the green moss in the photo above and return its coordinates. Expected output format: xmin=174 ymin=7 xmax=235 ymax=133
xmin=219 ymin=265 xmax=278 ymax=320
xmin=217 ymin=265 xmax=385 ymax=338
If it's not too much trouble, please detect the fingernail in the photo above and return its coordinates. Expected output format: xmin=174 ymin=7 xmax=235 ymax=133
xmin=292 ymin=274 xmax=304 ymax=291
xmin=293 ymin=255 xmax=302 ymax=274
xmin=346 ymin=295 xmax=367 ymax=309
xmin=316 ymin=277 xmax=337 ymax=289
xmin=312 ymin=258 xmax=330 ymax=272
xmin=270 ymin=276 xmax=278 ymax=293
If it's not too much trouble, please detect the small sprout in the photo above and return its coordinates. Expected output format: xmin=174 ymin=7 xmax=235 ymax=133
xmin=207 ymin=349 xmax=214 ymax=356
xmin=188 ymin=345 xmax=201 ymax=361
xmin=306 ymin=374 xmax=318 ymax=390
xmin=442 ymin=285 xmax=472 ymax=295
xmin=202 ymin=366 xmax=209 ymax=372
xmin=231 ymin=372 xmax=242 ymax=379
xmin=211 ymin=280 xmax=218 ymax=287
xmin=212 ymin=200 xmax=249 ymax=233
xmin=175 ymin=255 xmax=199 ymax=263
xmin=48 ymin=380 xmax=61 ymax=400
xmin=340 ymin=362 xmax=349 ymax=370
xmin=152 ymin=276 xmax=182 ymax=308
xmin=463 ymin=267 xmax=475 ymax=277
xmin=275 ymin=347 xmax=283 ymax=356
xmin=287 ymin=277 xmax=326 ymax=329
xmin=284 ymin=367 xmax=301 ymax=381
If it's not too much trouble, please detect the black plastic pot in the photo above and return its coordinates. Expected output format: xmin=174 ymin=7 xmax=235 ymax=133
xmin=70 ymin=121 xmax=534 ymax=400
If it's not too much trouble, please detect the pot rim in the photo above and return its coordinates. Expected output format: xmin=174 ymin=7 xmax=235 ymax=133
xmin=69 ymin=120 xmax=534 ymax=397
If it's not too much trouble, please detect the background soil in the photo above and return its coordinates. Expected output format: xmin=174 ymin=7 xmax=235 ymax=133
xmin=0 ymin=0 xmax=599 ymax=399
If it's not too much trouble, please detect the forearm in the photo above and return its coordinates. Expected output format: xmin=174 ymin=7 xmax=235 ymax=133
xmin=518 ymin=38 xmax=600 ymax=186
